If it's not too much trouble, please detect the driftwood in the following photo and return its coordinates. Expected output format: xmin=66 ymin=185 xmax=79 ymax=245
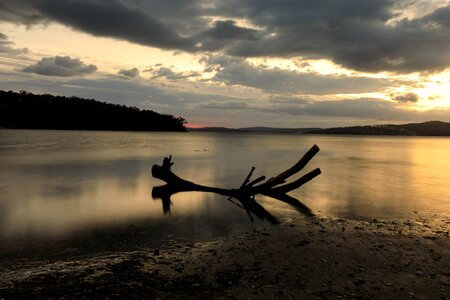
xmin=151 ymin=144 xmax=321 ymax=224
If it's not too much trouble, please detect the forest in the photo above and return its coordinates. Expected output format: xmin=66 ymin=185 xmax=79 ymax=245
xmin=0 ymin=90 xmax=186 ymax=131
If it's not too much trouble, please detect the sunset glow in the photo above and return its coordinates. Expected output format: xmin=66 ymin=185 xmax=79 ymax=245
xmin=186 ymin=123 xmax=205 ymax=129
xmin=1 ymin=0 xmax=449 ymax=127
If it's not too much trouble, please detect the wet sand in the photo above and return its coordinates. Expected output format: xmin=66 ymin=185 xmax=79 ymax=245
xmin=0 ymin=216 xmax=449 ymax=299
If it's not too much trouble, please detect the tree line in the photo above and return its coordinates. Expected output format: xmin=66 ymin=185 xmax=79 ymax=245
xmin=0 ymin=90 xmax=186 ymax=131
xmin=306 ymin=121 xmax=450 ymax=136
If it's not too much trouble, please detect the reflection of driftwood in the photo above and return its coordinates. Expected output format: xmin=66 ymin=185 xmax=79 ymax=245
xmin=152 ymin=145 xmax=321 ymax=224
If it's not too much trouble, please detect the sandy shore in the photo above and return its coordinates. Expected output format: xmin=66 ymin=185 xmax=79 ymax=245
xmin=0 ymin=216 xmax=449 ymax=299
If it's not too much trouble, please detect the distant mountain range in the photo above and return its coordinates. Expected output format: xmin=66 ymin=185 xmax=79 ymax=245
xmin=191 ymin=121 xmax=450 ymax=136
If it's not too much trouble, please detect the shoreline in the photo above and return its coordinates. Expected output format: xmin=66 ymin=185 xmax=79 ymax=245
xmin=1 ymin=216 xmax=449 ymax=299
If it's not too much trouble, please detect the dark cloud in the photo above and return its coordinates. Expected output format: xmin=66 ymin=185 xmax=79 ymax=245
xmin=128 ymin=0 xmax=211 ymax=36
xmin=0 ymin=0 xmax=194 ymax=50
xmin=2 ymin=0 xmax=450 ymax=73
xmin=118 ymin=67 xmax=139 ymax=78
xmin=202 ymin=20 xmax=258 ymax=40
xmin=0 ymin=1 xmax=45 ymax=25
xmin=23 ymin=56 xmax=97 ymax=77
xmin=203 ymin=55 xmax=402 ymax=95
xmin=424 ymin=5 xmax=450 ymax=27
xmin=37 ymin=0 xmax=194 ymax=50
xmin=216 ymin=0 xmax=450 ymax=73
xmin=196 ymin=20 xmax=260 ymax=51
xmin=390 ymin=92 xmax=419 ymax=103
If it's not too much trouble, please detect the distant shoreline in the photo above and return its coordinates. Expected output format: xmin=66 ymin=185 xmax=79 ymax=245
xmin=3 ymin=125 xmax=450 ymax=137
xmin=0 ymin=127 xmax=188 ymax=133
xmin=190 ymin=120 xmax=450 ymax=136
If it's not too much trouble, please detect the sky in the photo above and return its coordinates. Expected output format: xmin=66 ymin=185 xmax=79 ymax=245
xmin=1 ymin=0 xmax=450 ymax=128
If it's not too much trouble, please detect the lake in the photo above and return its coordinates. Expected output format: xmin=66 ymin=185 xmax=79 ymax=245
xmin=1 ymin=129 xmax=449 ymax=259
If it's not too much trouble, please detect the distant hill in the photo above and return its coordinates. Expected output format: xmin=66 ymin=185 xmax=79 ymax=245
xmin=0 ymin=90 xmax=186 ymax=131
xmin=306 ymin=121 xmax=450 ymax=136
xmin=190 ymin=126 xmax=319 ymax=134
xmin=397 ymin=121 xmax=450 ymax=135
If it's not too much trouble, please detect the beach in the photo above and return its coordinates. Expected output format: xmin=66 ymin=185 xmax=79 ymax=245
xmin=1 ymin=216 xmax=448 ymax=299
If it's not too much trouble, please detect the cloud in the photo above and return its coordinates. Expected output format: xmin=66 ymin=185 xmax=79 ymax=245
xmin=3 ymin=1 xmax=450 ymax=73
xmin=2 ymin=69 xmax=450 ymax=127
xmin=203 ymin=55 xmax=402 ymax=95
xmin=150 ymin=66 xmax=200 ymax=81
xmin=196 ymin=20 xmax=261 ymax=51
xmin=22 ymin=56 xmax=97 ymax=77
xmin=269 ymin=98 xmax=450 ymax=122
xmin=390 ymin=92 xmax=419 ymax=103
xmin=0 ymin=32 xmax=28 ymax=56
xmin=0 ymin=1 xmax=46 ymax=25
xmin=0 ymin=32 xmax=13 ymax=53
xmin=5 ymin=0 xmax=194 ymax=51
xmin=217 ymin=0 xmax=450 ymax=73
xmin=302 ymin=99 xmax=402 ymax=119
xmin=202 ymin=20 xmax=259 ymax=41
xmin=197 ymin=100 xmax=248 ymax=110
xmin=118 ymin=67 xmax=139 ymax=78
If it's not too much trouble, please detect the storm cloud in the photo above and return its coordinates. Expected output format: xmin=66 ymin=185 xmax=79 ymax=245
xmin=23 ymin=56 xmax=97 ymax=77
xmin=215 ymin=0 xmax=450 ymax=73
xmin=2 ymin=0 xmax=450 ymax=73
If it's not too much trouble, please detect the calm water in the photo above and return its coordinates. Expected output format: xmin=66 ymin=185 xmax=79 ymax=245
xmin=1 ymin=130 xmax=449 ymax=258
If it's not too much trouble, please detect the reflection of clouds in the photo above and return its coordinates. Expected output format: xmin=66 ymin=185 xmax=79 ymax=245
xmin=2 ymin=130 xmax=450 ymax=253
xmin=290 ymin=135 xmax=450 ymax=219
xmin=2 ymin=175 xmax=153 ymax=237
xmin=40 ymin=185 xmax=83 ymax=198
xmin=20 ymin=158 xmax=148 ymax=184
xmin=1 ymin=130 xmax=270 ymax=240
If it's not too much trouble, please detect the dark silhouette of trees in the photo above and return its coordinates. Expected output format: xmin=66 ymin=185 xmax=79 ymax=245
xmin=306 ymin=121 xmax=450 ymax=136
xmin=0 ymin=90 xmax=186 ymax=131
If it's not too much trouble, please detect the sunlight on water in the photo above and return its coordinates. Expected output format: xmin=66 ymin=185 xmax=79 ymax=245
xmin=1 ymin=130 xmax=449 ymax=257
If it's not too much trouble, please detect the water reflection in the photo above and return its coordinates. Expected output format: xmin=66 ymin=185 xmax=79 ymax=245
xmin=1 ymin=130 xmax=450 ymax=259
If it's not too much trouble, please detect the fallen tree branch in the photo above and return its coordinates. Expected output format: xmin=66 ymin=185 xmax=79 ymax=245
xmin=151 ymin=144 xmax=321 ymax=223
